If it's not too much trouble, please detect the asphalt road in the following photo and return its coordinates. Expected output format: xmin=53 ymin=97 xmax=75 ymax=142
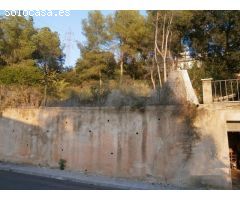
xmin=0 ymin=170 xmax=116 ymax=190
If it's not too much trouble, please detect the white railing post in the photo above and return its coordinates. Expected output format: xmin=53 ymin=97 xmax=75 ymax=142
xmin=201 ymin=78 xmax=213 ymax=104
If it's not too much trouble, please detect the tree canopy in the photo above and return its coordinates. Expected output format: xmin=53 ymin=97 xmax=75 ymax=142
xmin=188 ymin=11 xmax=240 ymax=79
xmin=0 ymin=15 xmax=64 ymax=86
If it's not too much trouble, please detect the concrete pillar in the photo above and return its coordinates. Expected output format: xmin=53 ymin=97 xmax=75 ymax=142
xmin=201 ymin=78 xmax=213 ymax=104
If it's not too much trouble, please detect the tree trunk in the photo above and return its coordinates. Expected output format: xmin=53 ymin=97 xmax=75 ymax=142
xmin=155 ymin=12 xmax=173 ymax=83
xmin=99 ymin=71 xmax=102 ymax=104
xmin=43 ymin=84 xmax=47 ymax=106
xmin=154 ymin=12 xmax=162 ymax=88
xmin=120 ymin=57 xmax=124 ymax=84
xmin=163 ymin=13 xmax=172 ymax=82
xmin=154 ymin=46 xmax=162 ymax=88
xmin=163 ymin=58 xmax=167 ymax=82
xmin=43 ymin=64 xmax=48 ymax=106
xmin=150 ymin=68 xmax=156 ymax=90
xmin=99 ymin=71 xmax=102 ymax=90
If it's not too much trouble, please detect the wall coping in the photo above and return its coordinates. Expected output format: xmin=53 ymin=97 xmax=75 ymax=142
xmin=2 ymin=105 xmax=184 ymax=112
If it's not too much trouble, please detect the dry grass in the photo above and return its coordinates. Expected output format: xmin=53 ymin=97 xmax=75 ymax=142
xmin=0 ymin=76 xmax=192 ymax=108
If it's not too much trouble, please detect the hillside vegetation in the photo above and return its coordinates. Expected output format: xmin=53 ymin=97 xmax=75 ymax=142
xmin=1 ymin=11 xmax=240 ymax=107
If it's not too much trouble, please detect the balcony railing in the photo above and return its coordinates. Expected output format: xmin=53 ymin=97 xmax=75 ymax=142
xmin=212 ymin=79 xmax=240 ymax=102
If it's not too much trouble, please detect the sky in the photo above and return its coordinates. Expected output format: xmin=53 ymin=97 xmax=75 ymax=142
xmin=0 ymin=10 xmax=146 ymax=67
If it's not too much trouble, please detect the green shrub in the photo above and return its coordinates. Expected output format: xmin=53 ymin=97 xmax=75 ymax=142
xmin=0 ymin=65 xmax=43 ymax=86
xmin=58 ymin=159 xmax=67 ymax=170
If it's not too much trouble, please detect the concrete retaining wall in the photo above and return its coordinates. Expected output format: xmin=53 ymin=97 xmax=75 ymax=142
xmin=0 ymin=104 xmax=238 ymax=189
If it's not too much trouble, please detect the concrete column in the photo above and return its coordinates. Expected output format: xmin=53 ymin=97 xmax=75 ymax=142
xmin=201 ymin=78 xmax=213 ymax=104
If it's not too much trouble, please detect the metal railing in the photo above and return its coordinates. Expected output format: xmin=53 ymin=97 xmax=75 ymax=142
xmin=212 ymin=79 xmax=240 ymax=102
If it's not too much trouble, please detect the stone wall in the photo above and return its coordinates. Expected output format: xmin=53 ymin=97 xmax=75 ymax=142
xmin=0 ymin=103 xmax=238 ymax=189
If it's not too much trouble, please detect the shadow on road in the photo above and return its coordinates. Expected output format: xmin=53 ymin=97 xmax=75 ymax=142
xmin=0 ymin=170 xmax=118 ymax=190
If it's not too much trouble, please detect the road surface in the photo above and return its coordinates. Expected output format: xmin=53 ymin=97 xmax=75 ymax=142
xmin=0 ymin=170 xmax=116 ymax=190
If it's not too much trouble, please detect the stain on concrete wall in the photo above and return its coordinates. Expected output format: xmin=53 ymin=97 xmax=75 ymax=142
xmin=0 ymin=104 xmax=236 ymax=189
